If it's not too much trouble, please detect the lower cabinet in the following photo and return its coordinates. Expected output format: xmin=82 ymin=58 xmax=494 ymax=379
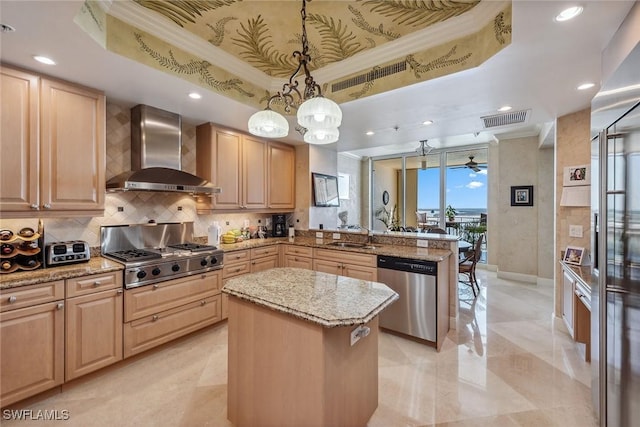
xmin=65 ymin=288 xmax=123 ymax=381
xmin=313 ymin=248 xmax=377 ymax=281
xmin=0 ymin=294 xmax=65 ymax=407
xmin=250 ymin=245 xmax=279 ymax=273
xmin=562 ymin=267 xmax=575 ymax=337
xmin=123 ymin=271 xmax=222 ymax=358
xmin=283 ymin=244 xmax=313 ymax=270
xmin=124 ymin=294 xmax=221 ymax=358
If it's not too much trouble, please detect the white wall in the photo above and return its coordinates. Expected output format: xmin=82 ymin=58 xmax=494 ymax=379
xmin=337 ymin=154 xmax=362 ymax=228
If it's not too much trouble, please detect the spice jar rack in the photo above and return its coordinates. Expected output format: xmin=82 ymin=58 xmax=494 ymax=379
xmin=0 ymin=226 xmax=43 ymax=274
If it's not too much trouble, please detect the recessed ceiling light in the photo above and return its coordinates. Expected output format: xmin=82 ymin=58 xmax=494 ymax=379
xmin=422 ymin=120 xmax=434 ymax=125
xmin=188 ymin=92 xmax=202 ymax=99
xmin=33 ymin=55 xmax=55 ymax=65
xmin=365 ymin=131 xmax=375 ymax=136
xmin=498 ymin=105 xmax=512 ymax=112
xmin=577 ymin=82 xmax=595 ymax=90
xmin=555 ymin=6 xmax=583 ymax=22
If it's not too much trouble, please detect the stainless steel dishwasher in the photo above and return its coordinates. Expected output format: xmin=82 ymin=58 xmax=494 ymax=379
xmin=377 ymin=255 xmax=438 ymax=342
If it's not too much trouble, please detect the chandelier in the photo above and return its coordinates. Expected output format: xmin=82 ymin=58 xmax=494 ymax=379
xmin=247 ymin=0 xmax=342 ymax=144
xmin=417 ymin=140 xmax=432 ymax=170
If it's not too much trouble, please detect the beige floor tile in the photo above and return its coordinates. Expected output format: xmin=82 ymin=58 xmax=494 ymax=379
xmin=2 ymin=271 xmax=599 ymax=427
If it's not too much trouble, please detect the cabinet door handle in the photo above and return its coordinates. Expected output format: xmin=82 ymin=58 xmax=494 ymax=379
xmin=201 ymin=300 xmax=207 ymax=306
xmin=116 ymin=289 xmax=123 ymax=295
xmin=30 ymin=204 xmax=39 ymax=210
xmin=43 ymin=203 xmax=52 ymax=209
xmin=153 ymin=284 xmax=159 ymax=289
xmin=201 ymin=274 xmax=206 ymax=279
xmin=8 ymin=296 xmax=17 ymax=303
xmin=152 ymin=315 xmax=159 ymax=321
xmin=57 ymin=302 xmax=64 ymax=310
xmin=93 ymin=281 xmax=102 ymax=287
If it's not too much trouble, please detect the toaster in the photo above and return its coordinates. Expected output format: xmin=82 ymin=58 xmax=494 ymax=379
xmin=46 ymin=241 xmax=91 ymax=266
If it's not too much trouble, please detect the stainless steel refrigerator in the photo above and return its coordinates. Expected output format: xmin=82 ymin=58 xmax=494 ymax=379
xmin=591 ymin=39 xmax=640 ymax=426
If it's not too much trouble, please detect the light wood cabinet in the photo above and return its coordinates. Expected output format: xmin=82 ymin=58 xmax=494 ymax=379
xmin=123 ymin=271 xmax=221 ymax=357
xmin=0 ymin=65 xmax=106 ymax=217
xmin=282 ymin=244 xmax=314 ymax=271
xmin=65 ymin=272 xmax=123 ymax=381
xmin=196 ymin=123 xmax=294 ymax=212
xmin=268 ymin=142 xmax=295 ymax=209
xmin=0 ymin=281 xmax=65 ymax=407
xmin=196 ymin=124 xmax=267 ymax=210
xmin=313 ymin=248 xmax=377 ymax=281
xmin=250 ymin=245 xmax=279 ymax=273
xmin=124 ymin=294 xmax=221 ymax=358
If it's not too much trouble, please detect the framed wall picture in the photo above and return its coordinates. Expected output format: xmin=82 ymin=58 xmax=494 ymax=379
xmin=511 ymin=185 xmax=534 ymax=206
xmin=563 ymin=246 xmax=585 ymax=265
xmin=312 ymin=172 xmax=340 ymax=207
xmin=563 ymin=164 xmax=590 ymax=187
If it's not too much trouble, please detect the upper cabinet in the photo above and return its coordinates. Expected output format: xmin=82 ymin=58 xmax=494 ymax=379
xmin=267 ymin=142 xmax=295 ymax=210
xmin=196 ymin=123 xmax=294 ymax=212
xmin=0 ymin=66 xmax=106 ymax=217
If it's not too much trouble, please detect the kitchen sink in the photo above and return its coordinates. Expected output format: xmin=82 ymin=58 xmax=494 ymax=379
xmin=325 ymin=242 xmax=376 ymax=250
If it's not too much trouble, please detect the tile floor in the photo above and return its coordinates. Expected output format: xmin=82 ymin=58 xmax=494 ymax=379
xmin=3 ymin=270 xmax=597 ymax=426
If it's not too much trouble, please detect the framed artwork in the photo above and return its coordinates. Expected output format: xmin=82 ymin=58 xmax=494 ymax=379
xmin=563 ymin=164 xmax=590 ymax=187
xmin=511 ymin=185 xmax=534 ymax=206
xmin=563 ymin=246 xmax=585 ymax=265
xmin=312 ymin=172 xmax=340 ymax=207
xmin=382 ymin=190 xmax=390 ymax=206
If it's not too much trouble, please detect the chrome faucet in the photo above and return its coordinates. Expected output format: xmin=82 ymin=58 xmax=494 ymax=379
xmin=356 ymin=225 xmax=374 ymax=244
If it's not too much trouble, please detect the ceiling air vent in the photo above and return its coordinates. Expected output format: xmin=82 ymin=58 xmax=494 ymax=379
xmin=481 ymin=109 xmax=530 ymax=128
xmin=332 ymin=60 xmax=407 ymax=92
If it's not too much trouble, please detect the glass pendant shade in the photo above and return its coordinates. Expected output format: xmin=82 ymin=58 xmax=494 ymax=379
xmin=248 ymin=109 xmax=289 ymax=138
xmin=297 ymin=96 xmax=342 ymax=129
xmin=303 ymin=126 xmax=339 ymax=144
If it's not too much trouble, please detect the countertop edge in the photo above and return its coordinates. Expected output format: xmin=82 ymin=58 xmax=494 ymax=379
xmin=223 ymin=287 xmax=399 ymax=328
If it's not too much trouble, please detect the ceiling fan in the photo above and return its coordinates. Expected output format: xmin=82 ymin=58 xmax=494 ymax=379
xmin=464 ymin=156 xmax=485 ymax=172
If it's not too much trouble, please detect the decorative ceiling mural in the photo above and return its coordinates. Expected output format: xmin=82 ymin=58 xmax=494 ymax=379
xmin=80 ymin=0 xmax=511 ymax=110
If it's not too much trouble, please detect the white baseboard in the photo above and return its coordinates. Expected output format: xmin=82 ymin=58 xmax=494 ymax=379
xmin=496 ymin=270 xmax=538 ymax=284
xmin=479 ymin=263 xmax=497 ymax=272
xmin=537 ymin=277 xmax=554 ymax=287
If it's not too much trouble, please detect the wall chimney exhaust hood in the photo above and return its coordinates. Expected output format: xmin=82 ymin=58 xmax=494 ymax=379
xmin=106 ymin=105 xmax=220 ymax=195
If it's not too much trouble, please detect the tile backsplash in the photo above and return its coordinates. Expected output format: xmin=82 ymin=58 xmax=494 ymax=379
xmin=0 ymin=101 xmax=288 ymax=247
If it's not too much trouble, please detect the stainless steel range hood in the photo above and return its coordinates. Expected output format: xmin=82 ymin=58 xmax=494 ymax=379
xmin=106 ymin=105 xmax=220 ymax=195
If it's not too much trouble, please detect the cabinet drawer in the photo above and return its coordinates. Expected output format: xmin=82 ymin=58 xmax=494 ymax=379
xmin=225 ymin=249 xmax=250 ymax=265
xmin=124 ymin=271 xmax=221 ymax=322
xmin=283 ymin=245 xmax=313 ymax=258
xmin=251 ymin=254 xmax=278 ymax=273
xmin=124 ymin=294 xmax=221 ymax=358
xmin=1 ymin=280 xmax=64 ymax=312
xmin=223 ymin=260 xmax=251 ymax=279
xmin=66 ymin=271 xmax=122 ymax=297
xmin=250 ymin=245 xmax=279 ymax=259
xmin=284 ymin=254 xmax=313 ymax=270
xmin=313 ymin=248 xmax=376 ymax=267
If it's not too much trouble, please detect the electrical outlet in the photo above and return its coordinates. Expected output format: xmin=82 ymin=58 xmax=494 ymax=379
xmin=350 ymin=325 xmax=371 ymax=346
xmin=332 ymin=233 xmax=341 ymax=240
xmin=315 ymin=232 xmax=323 ymax=239
xmin=569 ymin=225 xmax=583 ymax=238
xmin=416 ymin=239 xmax=429 ymax=248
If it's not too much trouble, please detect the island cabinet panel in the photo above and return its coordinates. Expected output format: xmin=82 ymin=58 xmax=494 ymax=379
xmin=0 ymin=300 xmax=64 ymax=407
xmin=124 ymin=294 xmax=220 ymax=358
xmin=65 ymin=288 xmax=123 ymax=381
xmin=227 ymin=297 xmax=378 ymax=427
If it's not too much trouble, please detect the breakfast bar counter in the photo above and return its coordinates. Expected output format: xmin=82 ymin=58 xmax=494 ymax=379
xmin=223 ymin=267 xmax=398 ymax=427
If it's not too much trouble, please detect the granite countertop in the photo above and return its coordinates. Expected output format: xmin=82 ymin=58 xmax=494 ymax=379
xmin=1 ymin=257 xmax=124 ymax=290
xmin=223 ymin=267 xmax=399 ymax=328
xmin=220 ymin=236 xmax=452 ymax=262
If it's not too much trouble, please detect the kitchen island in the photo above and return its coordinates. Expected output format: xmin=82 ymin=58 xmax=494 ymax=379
xmin=223 ymin=267 xmax=398 ymax=427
